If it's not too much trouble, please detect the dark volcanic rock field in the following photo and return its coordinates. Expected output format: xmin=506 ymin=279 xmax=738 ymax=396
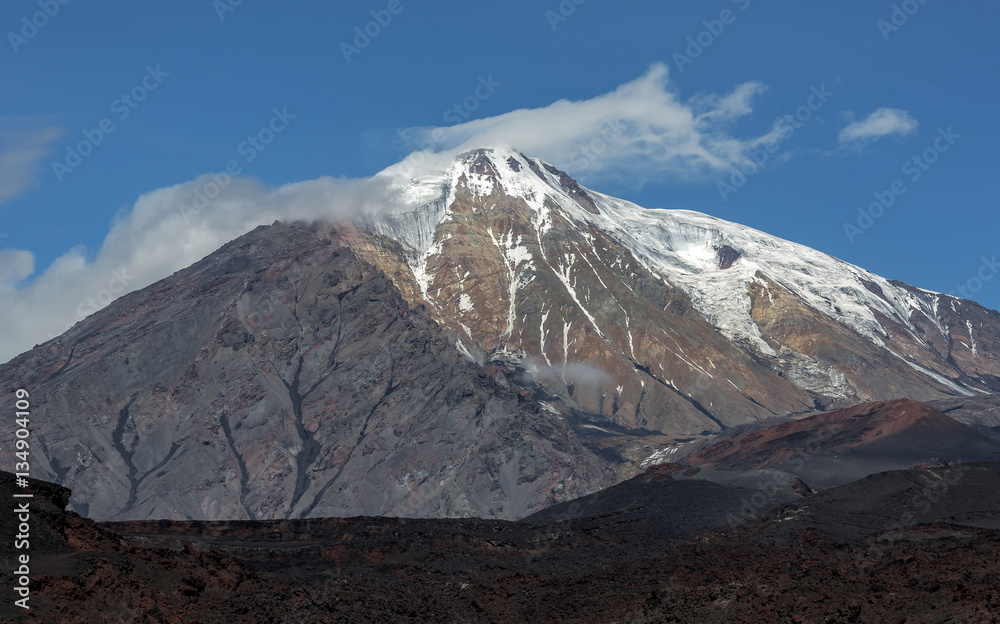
xmin=3 ymin=466 xmax=1000 ymax=623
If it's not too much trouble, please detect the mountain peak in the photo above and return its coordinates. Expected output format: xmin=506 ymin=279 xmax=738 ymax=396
xmin=367 ymin=146 xmax=605 ymax=256
xmin=393 ymin=146 xmax=600 ymax=214
xmin=2 ymin=145 xmax=999 ymax=525
xmin=356 ymin=147 xmax=999 ymax=437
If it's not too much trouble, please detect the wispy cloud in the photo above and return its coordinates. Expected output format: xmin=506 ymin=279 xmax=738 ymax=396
xmin=0 ymin=174 xmax=397 ymax=363
xmin=397 ymin=63 xmax=776 ymax=187
xmin=0 ymin=249 xmax=34 ymax=294
xmin=0 ymin=117 xmax=63 ymax=205
xmin=0 ymin=66 xmax=888 ymax=364
xmin=838 ymin=108 xmax=918 ymax=147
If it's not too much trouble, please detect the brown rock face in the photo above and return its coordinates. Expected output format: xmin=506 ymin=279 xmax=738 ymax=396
xmin=685 ymin=398 xmax=1000 ymax=487
xmin=0 ymin=223 xmax=613 ymax=521
xmin=746 ymin=274 xmax=978 ymax=404
xmin=358 ymin=147 xmax=1000 ymax=445
xmin=362 ymin=153 xmax=815 ymax=436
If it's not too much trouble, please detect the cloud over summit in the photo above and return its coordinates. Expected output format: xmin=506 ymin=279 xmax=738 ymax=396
xmin=0 ymin=64 xmax=918 ymax=364
xmin=398 ymin=63 xmax=777 ymax=186
xmin=0 ymin=174 xmax=396 ymax=362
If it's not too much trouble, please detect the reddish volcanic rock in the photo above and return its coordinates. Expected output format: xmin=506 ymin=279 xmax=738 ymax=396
xmin=645 ymin=462 xmax=702 ymax=479
xmin=5 ymin=467 xmax=1000 ymax=622
xmin=685 ymin=398 xmax=1000 ymax=487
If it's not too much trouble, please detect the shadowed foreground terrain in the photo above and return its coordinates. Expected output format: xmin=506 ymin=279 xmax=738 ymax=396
xmin=683 ymin=398 xmax=1000 ymax=489
xmin=2 ymin=467 xmax=1000 ymax=623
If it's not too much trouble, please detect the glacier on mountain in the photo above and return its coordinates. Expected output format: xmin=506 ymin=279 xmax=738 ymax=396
xmin=360 ymin=146 xmax=983 ymax=398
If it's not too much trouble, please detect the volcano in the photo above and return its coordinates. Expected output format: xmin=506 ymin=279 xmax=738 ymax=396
xmin=1 ymin=146 xmax=999 ymax=521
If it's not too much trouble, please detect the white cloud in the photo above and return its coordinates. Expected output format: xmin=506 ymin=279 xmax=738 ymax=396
xmin=0 ymin=117 xmax=63 ymax=205
xmin=0 ymin=175 xmax=398 ymax=363
xmin=838 ymin=108 xmax=918 ymax=146
xmin=0 ymin=249 xmax=34 ymax=293
xmin=0 ymin=64 xmax=789 ymax=363
xmin=397 ymin=63 xmax=775 ymax=186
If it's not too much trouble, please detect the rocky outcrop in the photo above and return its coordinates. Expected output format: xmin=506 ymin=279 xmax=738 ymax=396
xmin=362 ymin=147 xmax=1000 ymax=441
xmin=0 ymin=223 xmax=613 ymax=521
xmin=684 ymin=398 xmax=1000 ymax=487
xmin=929 ymin=393 xmax=1000 ymax=441
xmin=7 ymin=467 xmax=1000 ymax=623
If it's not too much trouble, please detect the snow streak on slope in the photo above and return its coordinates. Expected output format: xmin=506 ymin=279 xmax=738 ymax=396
xmin=581 ymin=195 xmax=977 ymax=396
xmin=590 ymin=197 xmax=895 ymax=347
xmin=363 ymin=146 xmax=980 ymax=397
xmin=366 ymin=147 xmax=563 ymax=256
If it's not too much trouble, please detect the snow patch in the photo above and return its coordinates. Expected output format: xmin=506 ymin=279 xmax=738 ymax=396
xmin=459 ymin=293 xmax=473 ymax=313
xmin=966 ymin=319 xmax=978 ymax=356
xmin=640 ymin=445 xmax=682 ymax=469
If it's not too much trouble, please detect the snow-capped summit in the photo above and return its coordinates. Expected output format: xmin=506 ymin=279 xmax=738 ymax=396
xmin=2 ymin=147 xmax=998 ymax=525
xmin=351 ymin=147 xmax=1000 ymax=434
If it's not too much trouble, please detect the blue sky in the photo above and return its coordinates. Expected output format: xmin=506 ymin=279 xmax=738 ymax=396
xmin=1 ymin=0 xmax=998 ymax=361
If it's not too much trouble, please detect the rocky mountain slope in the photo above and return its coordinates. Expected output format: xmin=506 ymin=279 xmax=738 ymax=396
xmin=2 ymin=146 xmax=999 ymax=523
xmin=929 ymin=393 xmax=1000 ymax=442
xmin=522 ymin=461 xmax=808 ymax=541
xmin=355 ymin=147 xmax=1000 ymax=436
xmin=762 ymin=461 xmax=1000 ymax=543
xmin=684 ymin=398 xmax=1000 ymax=487
xmin=0 ymin=223 xmax=613 ymax=521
